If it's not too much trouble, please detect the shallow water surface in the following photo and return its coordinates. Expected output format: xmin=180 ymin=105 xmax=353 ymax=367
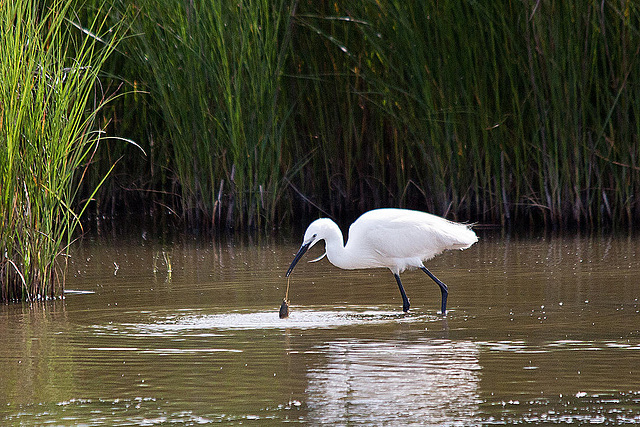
xmin=1 ymin=231 xmax=639 ymax=424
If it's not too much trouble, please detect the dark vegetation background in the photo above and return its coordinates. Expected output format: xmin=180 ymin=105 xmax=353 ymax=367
xmin=85 ymin=0 xmax=640 ymax=230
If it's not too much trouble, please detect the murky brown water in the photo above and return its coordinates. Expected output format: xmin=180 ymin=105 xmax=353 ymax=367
xmin=1 ymin=230 xmax=639 ymax=424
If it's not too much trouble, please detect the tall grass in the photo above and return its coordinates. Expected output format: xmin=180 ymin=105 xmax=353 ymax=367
xmin=286 ymin=0 xmax=640 ymax=227
xmin=85 ymin=0 xmax=640 ymax=229
xmin=117 ymin=0 xmax=296 ymax=229
xmin=0 ymin=0 xmax=120 ymax=301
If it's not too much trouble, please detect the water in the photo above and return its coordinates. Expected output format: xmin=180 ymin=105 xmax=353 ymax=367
xmin=1 ymin=231 xmax=640 ymax=425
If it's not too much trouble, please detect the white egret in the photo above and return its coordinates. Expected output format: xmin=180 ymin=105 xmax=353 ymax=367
xmin=286 ymin=208 xmax=478 ymax=315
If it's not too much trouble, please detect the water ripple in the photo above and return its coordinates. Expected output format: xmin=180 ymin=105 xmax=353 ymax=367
xmin=90 ymin=307 xmax=438 ymax=336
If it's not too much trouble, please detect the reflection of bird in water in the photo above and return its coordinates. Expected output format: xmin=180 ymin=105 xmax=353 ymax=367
xmin=306 ymin=339 xmax=481 ymax=425
xmin=286 ymin=208 xmax=477 ymax=315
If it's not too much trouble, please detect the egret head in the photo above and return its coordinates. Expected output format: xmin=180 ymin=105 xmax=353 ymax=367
xmin=286 ymin=218 xmax=336 ymax=277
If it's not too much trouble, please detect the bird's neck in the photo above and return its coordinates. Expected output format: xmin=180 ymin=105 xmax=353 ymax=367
xmin=324 ymin=226 xmax=359 ymax=270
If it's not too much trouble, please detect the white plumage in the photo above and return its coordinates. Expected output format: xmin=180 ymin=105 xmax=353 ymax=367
xmin=286 ymin=208 xmax=477 ymax=315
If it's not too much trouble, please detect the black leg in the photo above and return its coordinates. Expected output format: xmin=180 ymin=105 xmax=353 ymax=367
xmin=393 ymin=273 xmax=410 ymax=313
xmin=420 ymin=266 xmax=448 ymax=315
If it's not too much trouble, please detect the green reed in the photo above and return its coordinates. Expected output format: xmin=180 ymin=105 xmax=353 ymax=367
xmin=287 ymin=0 xmax=640 ymax=226
xmin=83 ymin=0 xmax=640 ymax=229
xmin=117 ymin=0 xmax=296 ymax=229
xmin=0 ymin=0 xmax=120 ymax=301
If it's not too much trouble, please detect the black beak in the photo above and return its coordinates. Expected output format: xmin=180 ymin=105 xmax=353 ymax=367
xmin=286 ymin=241 xmax=311 ymax=277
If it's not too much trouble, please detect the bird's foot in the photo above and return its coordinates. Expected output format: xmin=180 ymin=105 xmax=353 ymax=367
xmin=402 ymin=301 xmax=410 ymax=313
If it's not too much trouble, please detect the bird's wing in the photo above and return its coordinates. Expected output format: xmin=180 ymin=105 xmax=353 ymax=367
xmin=348 ymin=209 xmax=477 ymax=264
